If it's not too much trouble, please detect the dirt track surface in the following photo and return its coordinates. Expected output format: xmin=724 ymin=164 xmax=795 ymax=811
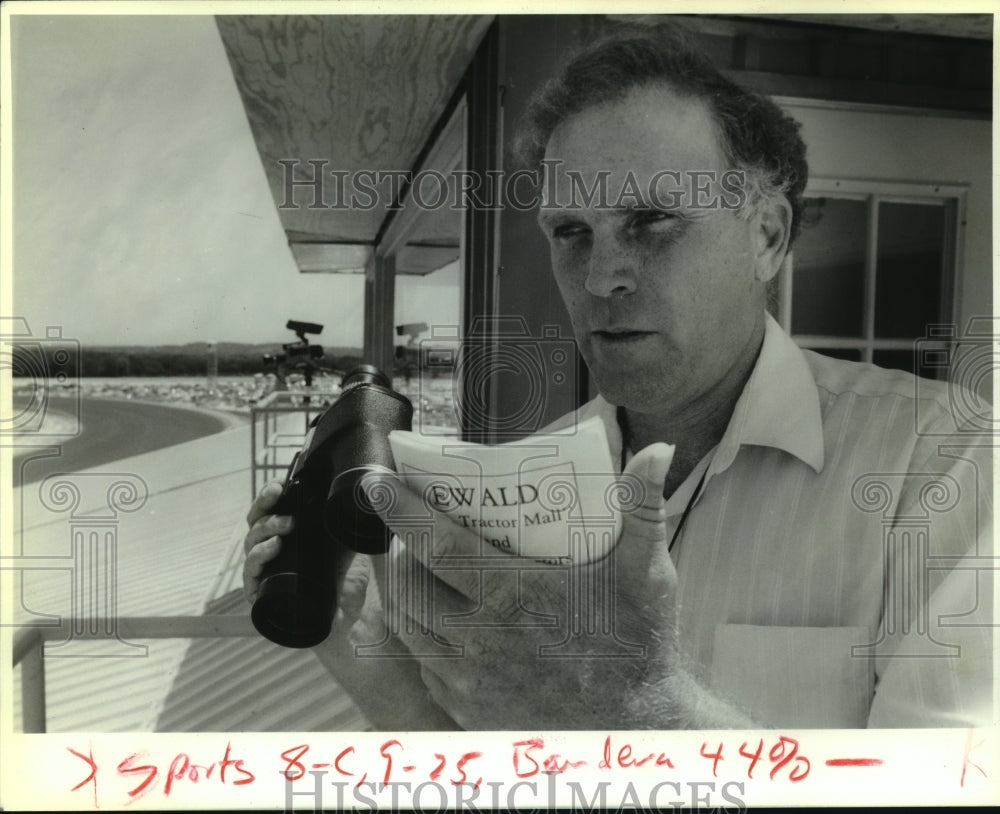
xmin=11 ymin=395 xmax=243 ymax=487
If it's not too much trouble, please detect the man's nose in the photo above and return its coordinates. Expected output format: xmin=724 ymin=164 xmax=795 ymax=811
xmin=584 ymin=233 xmax=638 ymax=298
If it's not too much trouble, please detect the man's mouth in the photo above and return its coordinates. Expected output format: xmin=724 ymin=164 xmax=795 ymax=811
xmin=592 ymin=329 xmax=656 ymax=342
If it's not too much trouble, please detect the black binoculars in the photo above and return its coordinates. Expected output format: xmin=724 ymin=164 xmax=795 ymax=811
xmin=251 ymin=365 xmax=413 ymax=648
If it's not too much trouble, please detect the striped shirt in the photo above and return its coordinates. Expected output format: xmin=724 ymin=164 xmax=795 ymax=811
xmin=558 ymin=314 xmax=993 ymax=728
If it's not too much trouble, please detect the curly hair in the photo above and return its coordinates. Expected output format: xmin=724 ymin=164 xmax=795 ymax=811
xmin=514 ymin=25 xmax=810 ymax=243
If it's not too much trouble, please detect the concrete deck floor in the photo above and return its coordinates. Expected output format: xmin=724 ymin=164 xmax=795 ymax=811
xmin=10 ymin=415 xmax=368 ymax=732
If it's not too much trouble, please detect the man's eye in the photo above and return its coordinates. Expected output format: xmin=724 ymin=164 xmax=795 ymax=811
xmin=630 ymin=210 xmax=676 ymax=229
xmin=551 ymin=223 xmax=589 ymax=239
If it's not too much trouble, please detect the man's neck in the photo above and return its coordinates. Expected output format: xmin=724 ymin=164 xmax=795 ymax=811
xmin=620 ymin=324 xmax=765 ymax=499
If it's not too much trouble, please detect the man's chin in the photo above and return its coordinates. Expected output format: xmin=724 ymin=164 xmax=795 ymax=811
xmin=590 ymin=369 xmax=678 ymax=413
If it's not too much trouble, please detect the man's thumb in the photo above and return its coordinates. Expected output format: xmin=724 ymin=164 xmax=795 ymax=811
xmin=619 ymin=442 xmax=675 ymax=545
xmin=615 ymin=443 xmax=674 ymax=584
xmin=614 ymin=442 xmax=678 ymax=620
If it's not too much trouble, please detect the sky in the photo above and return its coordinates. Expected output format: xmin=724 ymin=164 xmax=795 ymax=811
xmin=9 ymin=14 xmax=460 ymax=348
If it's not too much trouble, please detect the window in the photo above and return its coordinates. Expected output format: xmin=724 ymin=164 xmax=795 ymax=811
xmin=778 ymin=179 xmax=965 ymax=380
xmin=380 ymin=96 xmax=466 ymax=438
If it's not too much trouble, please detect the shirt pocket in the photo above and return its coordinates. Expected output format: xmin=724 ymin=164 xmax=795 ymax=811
xmin=711 ymin=624 xmax=874 ymax=728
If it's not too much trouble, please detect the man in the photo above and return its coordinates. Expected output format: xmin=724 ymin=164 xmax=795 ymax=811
xmin=244 ymin=28 xmax=992 ymax=730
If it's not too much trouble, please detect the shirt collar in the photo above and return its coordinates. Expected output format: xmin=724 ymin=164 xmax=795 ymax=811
xmin=564 ymin=313 xmax=825 ymax=475
xmin=712 ymin=312 xmax=825 ymax=474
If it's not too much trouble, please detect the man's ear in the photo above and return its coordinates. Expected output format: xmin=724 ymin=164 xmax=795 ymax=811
xmin=752 ymin=197 xmax=792 ymax=284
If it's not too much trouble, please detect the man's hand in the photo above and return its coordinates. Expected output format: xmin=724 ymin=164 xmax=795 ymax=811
xmin=240 ymin=480 xmax=461 ymax=730
xmin=363 ymin=444 xmax=686 ymax=730
xmin=243 ymin=480 xmax=291 ymax=605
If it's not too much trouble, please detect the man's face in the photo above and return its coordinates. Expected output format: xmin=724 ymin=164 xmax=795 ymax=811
xmin=539 ymin=85 xmax=769 ymax=416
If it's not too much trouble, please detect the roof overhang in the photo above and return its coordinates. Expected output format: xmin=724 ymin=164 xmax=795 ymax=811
xmin=217 ymin=15 xmax=492 ymax=275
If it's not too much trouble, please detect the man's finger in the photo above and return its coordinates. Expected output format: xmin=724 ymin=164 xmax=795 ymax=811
xmin=385 ymin=541 xmax=475 ymax=634
xmin=246 ymin=480 xmax=285 ymax=527
xmin=336 ymin=552 xmax=367 ymax=624
xmin=243 ymin=514 xmax=293 ymax=555
xmin=243 ymin=535 xmax=281 ymax=603
xmin=362 ymin=471 xmax=484 ymax=561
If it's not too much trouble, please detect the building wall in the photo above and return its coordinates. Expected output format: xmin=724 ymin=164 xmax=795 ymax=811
xmin=781 ymin=102 xmax=991 ymax=332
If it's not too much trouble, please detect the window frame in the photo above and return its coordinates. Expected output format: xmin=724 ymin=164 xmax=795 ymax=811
xmin=778 ymin=177 xmax=968 ymax=377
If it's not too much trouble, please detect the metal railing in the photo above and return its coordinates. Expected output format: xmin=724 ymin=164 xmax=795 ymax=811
xmin=12 ymin=616 xmax=257 ymax=733
xmin=9 ymin=388 xmax=348 ymax=734
xmin=249 ymin=388 xmax=338 ymax=499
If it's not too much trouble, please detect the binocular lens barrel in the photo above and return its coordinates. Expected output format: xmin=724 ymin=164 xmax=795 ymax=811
xmin=251 ymin=573 xmax=335 ymax=649
xmin=250 ymin=365 xmax=412 ymax=648
xmin=341 ymin=363 xmax=390 ymax=389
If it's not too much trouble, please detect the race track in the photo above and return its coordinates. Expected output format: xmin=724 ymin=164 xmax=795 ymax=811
xmin=11 ymin=395 xmax=244 ymax=487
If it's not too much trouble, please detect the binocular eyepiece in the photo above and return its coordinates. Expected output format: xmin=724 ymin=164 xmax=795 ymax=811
xmin=250 ymin=365 xmax=413 ymax=648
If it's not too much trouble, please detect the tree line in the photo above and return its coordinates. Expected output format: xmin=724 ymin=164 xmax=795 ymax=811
xmin=8 ymin=343 xmax=371 ymax=378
